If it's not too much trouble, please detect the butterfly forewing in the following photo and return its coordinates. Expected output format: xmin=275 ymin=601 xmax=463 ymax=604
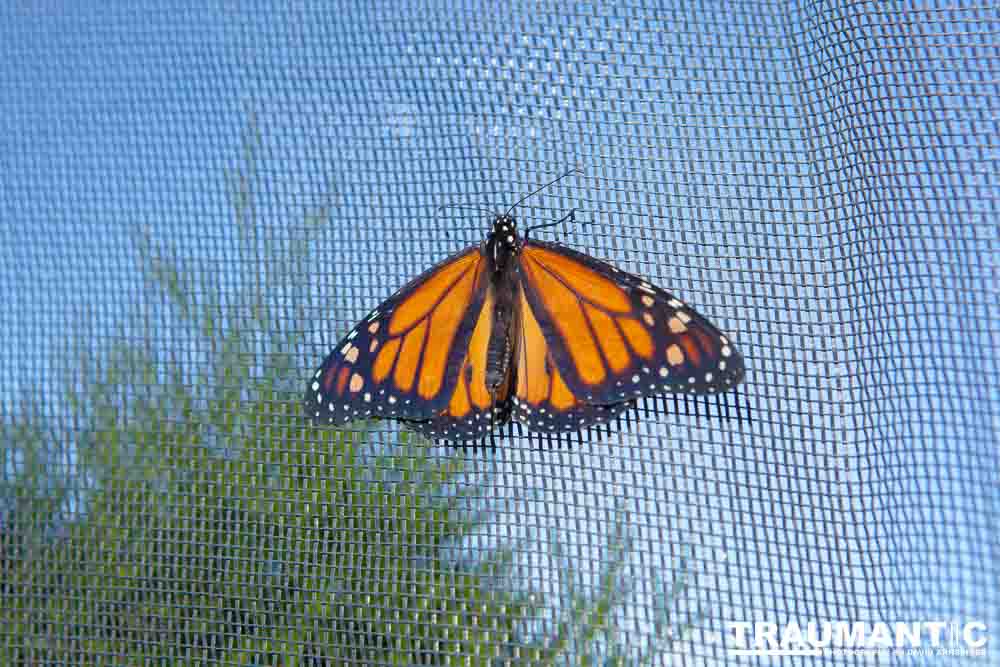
xmin=306 ymin=246 xmax=490 ymax=427
xmin=516 ymin=240 xmax=744 ymax=409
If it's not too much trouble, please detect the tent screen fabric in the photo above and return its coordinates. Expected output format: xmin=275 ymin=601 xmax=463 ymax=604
xmin=1 ymin=2 xmax=996 ymax=664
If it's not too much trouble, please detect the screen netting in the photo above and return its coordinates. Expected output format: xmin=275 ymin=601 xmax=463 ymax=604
xmin=2 ymin=2 xmax=997 ymax=665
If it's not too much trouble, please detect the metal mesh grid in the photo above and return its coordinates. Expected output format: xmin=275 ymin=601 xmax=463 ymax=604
xmin=1 ymin=1 xmax=996 ymax=664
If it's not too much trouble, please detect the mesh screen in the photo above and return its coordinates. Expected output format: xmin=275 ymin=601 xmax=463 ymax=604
xmin=2 ymin=2 xmax=997 ymax=664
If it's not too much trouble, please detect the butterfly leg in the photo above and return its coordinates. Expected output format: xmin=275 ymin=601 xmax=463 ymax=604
xmin=524 ymin=209 xmax=576 ymax=237
xmin=555 ymin=209 xmax=575 ymax=227
xmin=487 ymin=387 xmax=499 ymax=449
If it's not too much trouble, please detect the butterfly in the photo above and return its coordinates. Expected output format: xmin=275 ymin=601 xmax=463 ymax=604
xmin=305 ymin=176 xmax=744 ymax=442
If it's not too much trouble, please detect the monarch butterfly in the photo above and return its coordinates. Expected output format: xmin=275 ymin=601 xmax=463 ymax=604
xmin=306 ymin=176 xmax=744 ymax=442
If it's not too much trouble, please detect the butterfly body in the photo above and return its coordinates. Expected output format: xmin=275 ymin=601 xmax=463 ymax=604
xmin=306 ymin=213 xmax=744 ymax=442
xmin=480 ymin=217 xmax=520 ymax=393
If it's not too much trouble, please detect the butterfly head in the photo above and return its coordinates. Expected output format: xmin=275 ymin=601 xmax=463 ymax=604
xmin=492 ymin=214 xmax=520 ymax=246
xmin=482 ymin=214 xmax=522 ymax=270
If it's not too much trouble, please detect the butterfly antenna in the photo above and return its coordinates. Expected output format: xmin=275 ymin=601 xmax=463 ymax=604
xmin=504 ymin=168 xmax=583 ymax=217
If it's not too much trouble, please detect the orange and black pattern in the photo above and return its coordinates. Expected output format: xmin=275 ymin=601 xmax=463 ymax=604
xmin=306 ymin=214 xmax=744 ymax=441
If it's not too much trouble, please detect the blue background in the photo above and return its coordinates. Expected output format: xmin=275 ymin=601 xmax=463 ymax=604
xmin=2 ymin=1 xmax=997 ymax=661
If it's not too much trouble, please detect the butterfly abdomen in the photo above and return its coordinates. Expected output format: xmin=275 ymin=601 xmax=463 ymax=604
xmin=484 ymin=277 xmax=516 ymax=393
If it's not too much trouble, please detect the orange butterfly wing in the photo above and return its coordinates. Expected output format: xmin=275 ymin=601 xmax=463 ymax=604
xmin=512 ymin=240 xmax=743 ymax=429
xmin=403 ymin=283 xmax=515 ymax=440
xmin=306 ymin=247 xmax=490 ymax=427
xmin=511 ymin=279 xmax=628 ymax=431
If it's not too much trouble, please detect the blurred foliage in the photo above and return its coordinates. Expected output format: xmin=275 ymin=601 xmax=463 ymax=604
xmin=525 ymin=517 xmax=702 ymax=666
xmin=2 ymin=367 xmax=534 ymax=665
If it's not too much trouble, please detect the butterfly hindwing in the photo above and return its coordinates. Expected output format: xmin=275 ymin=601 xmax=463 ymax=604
xmin=517 ymin=240 xmax=744 ymax=409
xmin=306 ymin=246 xmax=489 ymax=427
xmin=510 ymin=278 xmax=632 ymax=432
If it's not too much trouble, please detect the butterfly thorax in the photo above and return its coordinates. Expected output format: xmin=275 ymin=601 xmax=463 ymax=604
xmin=482 ymin=214 xmax=521 ymax=275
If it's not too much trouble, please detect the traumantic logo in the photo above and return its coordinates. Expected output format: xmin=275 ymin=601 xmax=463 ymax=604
xmin=725 ymin=620 xmax=988 ymax=658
